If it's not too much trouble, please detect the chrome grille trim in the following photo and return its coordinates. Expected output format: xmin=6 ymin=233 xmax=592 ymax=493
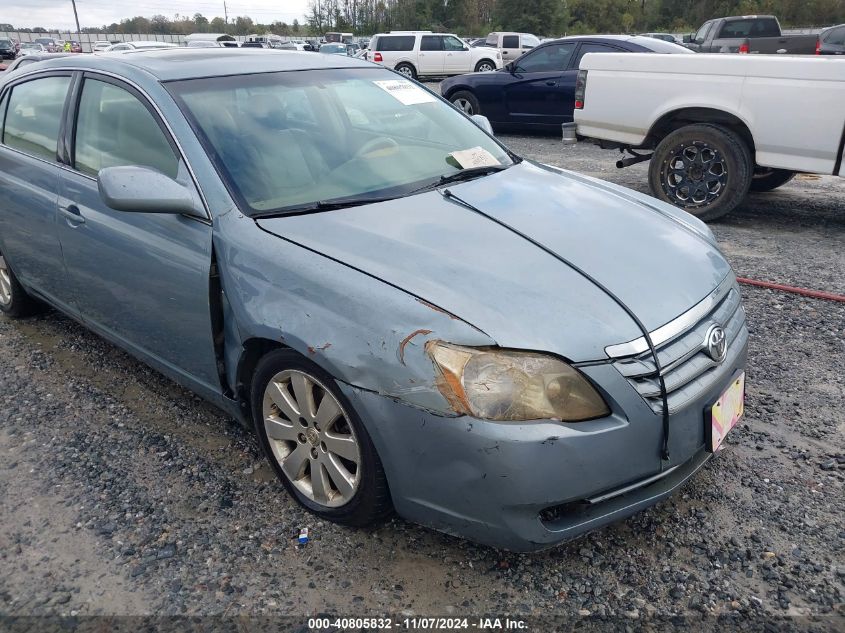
xmin=611 ymin=278 xmax=747 ymax=414
xmin=605 ymin=274 xmax=735 ymax=359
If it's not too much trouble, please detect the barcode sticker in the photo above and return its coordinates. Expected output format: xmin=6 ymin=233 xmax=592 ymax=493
xmin=448 ymin=147 xmax=501 ymax=169
xmin=373 ymin=79 xmax=437 ymax=105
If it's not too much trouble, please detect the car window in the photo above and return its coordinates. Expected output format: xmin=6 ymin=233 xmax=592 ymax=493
xmin=502 ymin=35 xmax=519 ymax=48
xmin=523 ymin=34 xmax=540 ymax=48
xmin=443 ymin=36 xmax=466 ymax=51
xmin=514 ymin=43 xmax=576 ymax=72
xmin=694 ymin=21 xmax=712 ymax=43
xmin=420 ymin=36 xmax=442 ymax=51
xmin=573 ymin=43 xmax=623 ymax=67
xmin=719 ymin=18 xmax=780 ymax=38
xmin=2 ymin=76 xmax=70 ymax=161
xmin=73 ymin=79 xmax=178 ymax=179
xmin=375 ymin=36 xmax=415 ymax=52
xmin=169 ymin=68 xmax=512 ymax=216
xmin=825 ymin=26 xmax=845 ymax=45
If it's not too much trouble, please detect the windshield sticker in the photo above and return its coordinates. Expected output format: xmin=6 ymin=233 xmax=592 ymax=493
xmin=373 ymin=79 xmax=437 ymax=105
xmin=448 ymin=147 xmax=501 ymax=169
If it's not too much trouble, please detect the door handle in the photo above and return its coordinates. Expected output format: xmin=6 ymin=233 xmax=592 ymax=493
xmin=545 ymin=80 xmax=556 ymax=86
xmin=60 ymin=204 xmax=85 ymax=225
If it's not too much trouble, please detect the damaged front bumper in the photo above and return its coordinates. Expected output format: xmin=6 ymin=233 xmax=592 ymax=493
xmin=339 ymin=335 xmax=747 ymax=552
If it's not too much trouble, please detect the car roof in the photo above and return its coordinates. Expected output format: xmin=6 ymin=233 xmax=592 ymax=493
xmin=546 ymin=34 xmax=688 ymax=50
xmin=26 ymin=48 xmax=375 ymax=81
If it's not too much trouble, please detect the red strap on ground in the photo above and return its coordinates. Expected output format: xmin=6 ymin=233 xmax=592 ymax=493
xmin=737 ymin=277 xmax=845 ymax=303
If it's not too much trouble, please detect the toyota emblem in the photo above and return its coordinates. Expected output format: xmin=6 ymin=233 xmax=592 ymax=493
xmin=704 ymin=324 xmax=727 ymax=362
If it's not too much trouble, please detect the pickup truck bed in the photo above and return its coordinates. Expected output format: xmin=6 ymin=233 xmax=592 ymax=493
xmin=686 ymin=15 xmax=819 ymax=55
xmin=573 ymin=53 xmax=845 ymax=219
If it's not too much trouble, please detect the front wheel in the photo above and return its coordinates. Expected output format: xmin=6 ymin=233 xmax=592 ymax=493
xmin=750 ymin=167 xmax=796 ymax=192
xmin=251 ymin=349 xmax=392 ymax=526
xmin=649 ymin=123 xmax=752 ymax=222
xmin=0 ymin=252 xmax=43 ymax=318
xmin=450 ymin=90 xmax=481 ymax=116
xmin=474 ymin=60 xmax=495 ymax=72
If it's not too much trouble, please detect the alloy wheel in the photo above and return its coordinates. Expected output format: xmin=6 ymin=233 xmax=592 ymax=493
xmin=477 ymin=62 xmax=494 ymax=72
xmin=396 ymin=65 xmax=414 ymax=78
xmin=0 ymin=255 xmax=12 ymax=306
xmin=454 ymin=97 xmax=474 ymax=114
xmin=662 ymin=142 xmax=728 ymax=207
xmin=262 ymin=370 xmax=361 ymax=507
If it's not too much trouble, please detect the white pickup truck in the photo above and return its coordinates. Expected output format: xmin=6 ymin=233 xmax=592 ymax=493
xmin=571 ymin=53 xmax=845 ymax=220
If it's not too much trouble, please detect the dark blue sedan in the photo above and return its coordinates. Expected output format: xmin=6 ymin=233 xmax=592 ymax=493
xmin=441 ymin=35 xmax=691 ymax=133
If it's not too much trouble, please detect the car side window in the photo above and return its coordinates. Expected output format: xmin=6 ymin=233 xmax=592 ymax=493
xmin=502 ymin=35 xmax=520 ymax=49
xmin=2 ymin=76 xmax=70 ymax=161
xmin=375 ymin=36 xmax=415 ymax=52
xmin=420 ymin=36 xmax=443 ymax=51
xmin=443 ymin=36 xmax=466 ymax=51
xmin=515 ymin=43 xmax=576 ymax=73
xmin=523 ymin=34 xmax=540 ymax=49
xmin=826 ymin=26 xmax=845 ymax=45
xmin=573 ymin=43 xmax=623 ymax=68
xmin=73 ymin=78 xmax=178 ymax=179
xmin=694 ymin=21 xmax=712 ymax=43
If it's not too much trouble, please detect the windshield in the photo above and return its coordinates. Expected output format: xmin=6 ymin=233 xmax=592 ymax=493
xmin=168 ymin=68 xmax=513 ymax=216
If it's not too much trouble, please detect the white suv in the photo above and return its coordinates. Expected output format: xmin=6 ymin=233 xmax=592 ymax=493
xmin=367 ymin=31 xmax=502 ymax=79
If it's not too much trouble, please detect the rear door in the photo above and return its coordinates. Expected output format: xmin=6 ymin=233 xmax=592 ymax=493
xmin=56 ymin=73 xmax=220 ymax=392
xmin=499 ymin=34 xmax=521 ymax=63
xmin=0 ymin=73 xmax=75 ymax=313
xmin=418 ymin=35 xmax=446 ymax=75
xmin=502 ymin=42 xmax=577 ymax=125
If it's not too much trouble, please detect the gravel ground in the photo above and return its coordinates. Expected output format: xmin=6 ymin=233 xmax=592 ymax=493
xmin=1 ymin=107 xmax=844 ymax=629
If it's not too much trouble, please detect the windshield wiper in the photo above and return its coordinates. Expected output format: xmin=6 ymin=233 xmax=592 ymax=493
xmin=437 ymin=164 xmax=510 ymax=186
xmin=406 ymin=164 xmax=512 ymax=197
xmin=252 ymin=194 xmax=401 ymax=218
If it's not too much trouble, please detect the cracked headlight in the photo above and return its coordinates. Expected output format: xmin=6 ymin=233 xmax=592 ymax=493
xmin=426 ymin=342 xmax=609 ymax=421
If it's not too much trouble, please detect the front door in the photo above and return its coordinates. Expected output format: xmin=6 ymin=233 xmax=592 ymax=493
xmin=0 ymin=74 xmax=75 ymax=313
xmin=442 ymin=35 xmax=472 ymax=74
xmin=503 ymin=42 xmax=578 ymax=125
xmin=56 ymin=74 xmax=220 ymax=392
xmin=418 ymin=35 xmax=446 ymax=75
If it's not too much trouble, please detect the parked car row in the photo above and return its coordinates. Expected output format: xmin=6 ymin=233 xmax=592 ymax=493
xmin=440 ymin=35 xmax=689 ymax=131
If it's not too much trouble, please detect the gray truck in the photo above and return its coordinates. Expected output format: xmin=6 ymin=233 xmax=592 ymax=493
xmin=683 ymin=15 xmax=818 ymax=54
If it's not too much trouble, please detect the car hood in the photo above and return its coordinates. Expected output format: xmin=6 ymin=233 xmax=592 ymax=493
xmin=255 ymin=161 xmax=731 ymax=361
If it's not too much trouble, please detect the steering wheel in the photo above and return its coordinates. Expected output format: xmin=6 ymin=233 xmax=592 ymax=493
xmin=355 ymin=136 xmax=399 ymax=158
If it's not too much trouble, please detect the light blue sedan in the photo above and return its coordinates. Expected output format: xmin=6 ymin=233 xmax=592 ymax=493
xmin=0 ymin=49 xmax=747 ymax=551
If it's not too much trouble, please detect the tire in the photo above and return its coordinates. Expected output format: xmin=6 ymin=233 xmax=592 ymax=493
xmin=251 ymin=349 xmax=392 ymax=527
xmin=0 ymin=251 xmax=43 ymax=318
xmin=394 ymin=63 xmax=417 ymax=80
xmin=648 ymin=123 xmax=753 ymax=222
xmin=750 ymin=167 xmax=796 ymax=192
xmin=450 ymin=90 xmax=481 ymax=116
xmin=474 ymin=59 xmax=495 ymax=73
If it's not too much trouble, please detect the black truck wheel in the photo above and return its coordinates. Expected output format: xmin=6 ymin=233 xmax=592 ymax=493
xmin=649 ymin=123 xmax=753 ymax=222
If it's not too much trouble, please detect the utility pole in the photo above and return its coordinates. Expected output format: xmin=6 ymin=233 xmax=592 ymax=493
xmin=224 ymin=0 xmax=228 ymax=24
xmin=71 ymin=0 xmax=81 ymax=34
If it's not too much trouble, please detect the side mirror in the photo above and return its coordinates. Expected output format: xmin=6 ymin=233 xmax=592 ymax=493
xmin=682 ymin=34 xmax=692 ymax=44
xmin=98 ymin=166 xmax=204 ymax=217
xmin=470 ymin=114 xmax=494 ymax=135
xmin=505 ymin=61 xmax=515 ymax=73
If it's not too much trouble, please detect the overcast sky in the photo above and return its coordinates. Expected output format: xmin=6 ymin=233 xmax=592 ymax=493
xmin=5 ymin=0 xmax=310 ymax=30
